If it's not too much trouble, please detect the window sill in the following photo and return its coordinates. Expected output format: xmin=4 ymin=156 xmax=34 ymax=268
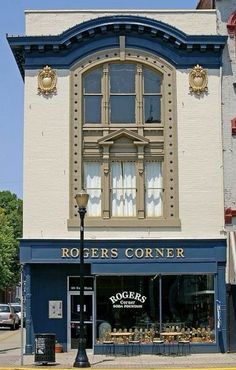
xmin=67 ymin=217 xmax=181 ymax=228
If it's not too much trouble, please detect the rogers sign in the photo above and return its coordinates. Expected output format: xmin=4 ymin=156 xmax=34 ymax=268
xmin=109 ymin=291 xmax=147 ymax=309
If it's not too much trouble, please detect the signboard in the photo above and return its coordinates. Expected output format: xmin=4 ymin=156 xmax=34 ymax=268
xmin=109 ymin=291 xmax=147 ymax=309
xmin=216 ymin=299 xmax=222 ymax=330
xmin=48 ymin=300 xmax=63 ymax=319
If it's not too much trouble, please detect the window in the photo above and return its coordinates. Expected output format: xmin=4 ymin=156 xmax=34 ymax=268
xmin=84 ymin=162 xmax=101 ymax=217
xmin=82 ymin=63 xmax=162 ymax=125
xmin=110 ymin=161 xmax=136 ymax=217
xmin=70 ymin=51 xmax=179 ymax=227
xmin=84 ymin=160 xmax=163 ymax=218
xmin=96 ymin=274 xmax=215 ymax=344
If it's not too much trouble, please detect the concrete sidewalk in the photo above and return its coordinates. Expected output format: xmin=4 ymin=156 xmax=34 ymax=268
xmin=1 ymin=350 xmax=236 ymax=369
xmin=1 ymin=330 xmax=236 ymax=369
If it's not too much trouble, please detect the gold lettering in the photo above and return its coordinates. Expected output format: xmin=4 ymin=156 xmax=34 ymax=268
xmin=176 ymin=248 xmax=184 ymax=258
xmin=84 ymin=248 xmax=89 ymax=258
xmin=111 ymin=248 xmax=118 ymax=258
xmin=125 ymin=248 xmax=133 ymax=258
xmin=166 ymin=248 xmax=174 ymax=258
xmin=70 ymin=248 xmax=79 ymax=258
xmin=145 ymin=248 xmax=153 ymax=258
xmin=135 ymin=248 xmax=144 ymax=259
xmin=101 ymin=248 xmax=109 ymax=259
xmin=155 ymin=248 xmax=164 ymax=258
xmin=61 ymin=248 xmax=70 ymax=258
xmin=91 ymin=248 xmax=99 ymax=258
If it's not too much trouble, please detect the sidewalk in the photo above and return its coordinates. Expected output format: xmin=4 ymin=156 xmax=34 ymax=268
xmin=1 ymin=350 xmax=236 ymax=369
xmin=1 ymin=330 xmax=236 ymax=369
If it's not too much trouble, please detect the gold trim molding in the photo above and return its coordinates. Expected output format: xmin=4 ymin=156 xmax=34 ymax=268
xmin=38 ymin=66 xmax=57 ymax=95
xmin=189 ymin=64 xmax=208 ymax=95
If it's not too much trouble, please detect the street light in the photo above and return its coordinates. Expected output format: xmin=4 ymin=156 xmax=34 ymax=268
xmin=73 ymin=189 xmax=90 ymax=368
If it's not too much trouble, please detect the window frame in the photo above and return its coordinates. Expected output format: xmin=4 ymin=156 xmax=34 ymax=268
xmin=68 ymin=49 xmax=180 ymax=228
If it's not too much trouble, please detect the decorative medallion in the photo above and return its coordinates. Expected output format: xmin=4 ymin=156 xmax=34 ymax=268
xmin=38 ymin=66 xmax=57 ymax=95
xmin=189 ymin=64 xmax=208 ymax=95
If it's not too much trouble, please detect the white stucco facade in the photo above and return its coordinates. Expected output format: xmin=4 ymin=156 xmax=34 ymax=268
xmin=25 ymin=9 xmax=217 ymax=36
xmin=22 ymin=9 xmax=225 ymax=240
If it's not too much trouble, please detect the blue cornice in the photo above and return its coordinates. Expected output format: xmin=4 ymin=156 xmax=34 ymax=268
xmin=7 ymin=15 xmax=227 ymax=79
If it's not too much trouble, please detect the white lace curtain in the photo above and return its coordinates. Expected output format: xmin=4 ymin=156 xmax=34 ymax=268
xmin=145 ymin=162 xmax=163 ymax=217
xmin=84 ymin=161 xmax=162 ymax=217
xmin=111 ymin=162 xmax=136 ymax=217
xmin=84 ymin=162 xmax=101 ymax=216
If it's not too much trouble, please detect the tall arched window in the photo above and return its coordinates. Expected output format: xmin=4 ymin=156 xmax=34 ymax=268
xmin=69 ymin=51 xmax=180 ymax=228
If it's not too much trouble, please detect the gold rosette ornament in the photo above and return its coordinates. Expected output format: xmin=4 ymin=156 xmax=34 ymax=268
xmin=189 ymin=64 xmax=208 ymax=95
xmin=38 ymin=66 xmax=57 ymax=95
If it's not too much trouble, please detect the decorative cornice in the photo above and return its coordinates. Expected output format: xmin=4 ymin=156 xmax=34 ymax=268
xmin=7 ymin=15 xmax=227 ymax=79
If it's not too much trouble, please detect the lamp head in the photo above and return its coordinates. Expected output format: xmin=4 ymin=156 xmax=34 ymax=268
xmin=75 ymin=189 xmax=89 ymax=209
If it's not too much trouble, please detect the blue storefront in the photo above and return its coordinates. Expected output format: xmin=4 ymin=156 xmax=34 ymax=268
xmin=21 ymin=238 xmax=226 ymax=354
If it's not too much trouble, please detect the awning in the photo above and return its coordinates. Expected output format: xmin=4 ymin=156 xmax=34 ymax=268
xmin=226 ymin=231 xmax=236 ymax=285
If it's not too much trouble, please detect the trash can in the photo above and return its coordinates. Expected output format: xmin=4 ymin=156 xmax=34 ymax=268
xmin=35 ymin=333 xmax=56 ymax=364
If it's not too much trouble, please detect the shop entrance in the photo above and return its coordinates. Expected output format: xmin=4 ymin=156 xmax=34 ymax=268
xmin=69 ymin=292 xmax=94 ymax=350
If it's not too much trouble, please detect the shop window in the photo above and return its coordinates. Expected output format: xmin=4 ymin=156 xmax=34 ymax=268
xmin=95 ymin=274 xmax=215 ymax=344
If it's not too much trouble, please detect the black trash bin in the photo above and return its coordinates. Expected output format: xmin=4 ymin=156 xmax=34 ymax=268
xmin=35 ymin=333 xmax=56 ymax=364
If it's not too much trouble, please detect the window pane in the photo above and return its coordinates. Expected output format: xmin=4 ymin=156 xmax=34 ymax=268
xmin=111 ymin=162 xmax=136 ymax=217
xmin=110 ymin=96 xmax=135 ymax=123
xmin=144 ymin=68 xmax=161 ymax=93
xmin=83 ymin=68 xmax=102 ymax=93
xmin=162 ymin=275 xmax=215 ymax=343
xmin=84 ymin=162 xmax=101 ymax=216
xmin=144 ymin=96 xmax=161 ymax=123
xmin=84 ymin=96 xmax=101 ymax=123
xmin=145 ymin=162 xmax=162 ymax=217
xmin=110 ymin=64 xmax=135 ymax=93
xmin=96 ymin=276 xmax=159 ymax=344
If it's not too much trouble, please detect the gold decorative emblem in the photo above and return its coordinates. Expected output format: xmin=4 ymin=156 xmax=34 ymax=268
xmin=189 ymin=64 xmax=208 ymax=95
xmin=38 ymin=66 xmax=57 ymax=95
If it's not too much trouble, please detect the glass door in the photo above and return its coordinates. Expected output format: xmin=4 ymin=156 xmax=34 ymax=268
xmin=70 ymin=292 xmax=94 ymax=349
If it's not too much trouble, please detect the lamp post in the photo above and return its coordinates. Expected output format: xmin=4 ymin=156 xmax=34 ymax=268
xmin=73 ymin=189 xmax=90 ymax=368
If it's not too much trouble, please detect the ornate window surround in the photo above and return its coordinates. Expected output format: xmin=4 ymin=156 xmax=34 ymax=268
xmin=68 ymin=48 xmax=180 ymax=228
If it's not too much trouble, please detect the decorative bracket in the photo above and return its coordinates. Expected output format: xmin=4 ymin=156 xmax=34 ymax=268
xmin=225 ymin=208 xmax=236 ymax=224
xmin=231 ymin=118 xmax=236 ymax=136
xmin=227 ymin=11 xmax=236 ymax=37
xmin=189 ymin=64 xmax=208 ymax=95
xmin=38 ymin=65 xmax=57 ymax=95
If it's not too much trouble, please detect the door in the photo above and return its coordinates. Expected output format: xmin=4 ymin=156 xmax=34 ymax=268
xmin=69 ymin=292 xmax=94 ymax=349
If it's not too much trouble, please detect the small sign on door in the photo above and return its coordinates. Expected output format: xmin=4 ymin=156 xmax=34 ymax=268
xmin=49 ymin=300 xmax=63 ymax=319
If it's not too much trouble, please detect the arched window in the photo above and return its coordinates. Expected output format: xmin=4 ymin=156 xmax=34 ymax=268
xmin=83 ymin=63 xmax=162 ymax=125
xmin=69 ymin=51 xmax=180 ymax=228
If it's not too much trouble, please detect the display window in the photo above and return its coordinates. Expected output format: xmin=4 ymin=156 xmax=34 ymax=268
xmin=96 ymin=274 xmax=215 ymax=344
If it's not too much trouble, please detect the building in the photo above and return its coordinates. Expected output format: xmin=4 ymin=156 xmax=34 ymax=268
xmin=8 ymin=8 xmax=227 ymax=354
xmin=197 ymin=0 xmax=236 ymax=352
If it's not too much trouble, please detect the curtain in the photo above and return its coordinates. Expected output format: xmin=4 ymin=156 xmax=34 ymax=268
xmin=111 ymin=162 xmax=136 ymax=217
xmin=145 ymin=162 xmax=163 ymax=217
xmin=84 ymin=162 xmax=101 ymax=216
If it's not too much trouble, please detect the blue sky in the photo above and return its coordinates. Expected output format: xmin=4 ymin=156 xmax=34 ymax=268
xmin=0 ymin=0 xmax=197 ymax=199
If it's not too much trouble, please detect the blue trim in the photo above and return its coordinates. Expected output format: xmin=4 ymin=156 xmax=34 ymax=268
xmin=7 ymin=15 xmax=227 ymax=78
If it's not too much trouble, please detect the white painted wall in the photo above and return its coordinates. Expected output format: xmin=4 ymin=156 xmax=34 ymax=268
xmin=25 ymin=10 xmax=217 ymax=36
xmin=23 ymin=67 xmax=224 ymax=240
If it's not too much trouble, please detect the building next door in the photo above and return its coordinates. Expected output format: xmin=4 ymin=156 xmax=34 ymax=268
xmin=69 ymin=291 xmax=94 ymax=349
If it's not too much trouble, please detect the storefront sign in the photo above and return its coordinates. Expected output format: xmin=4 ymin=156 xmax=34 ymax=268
xmin=109 ymin=291 xmax=147 ymax=309
xmin=61 ymin=247 xmax=185 ymax=259
xmin=216 ymin=299 xmax=222 ymax=330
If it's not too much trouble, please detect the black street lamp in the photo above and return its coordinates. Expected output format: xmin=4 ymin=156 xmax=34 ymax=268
xmin=73 ymin=189 xmax=91 ymax=368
